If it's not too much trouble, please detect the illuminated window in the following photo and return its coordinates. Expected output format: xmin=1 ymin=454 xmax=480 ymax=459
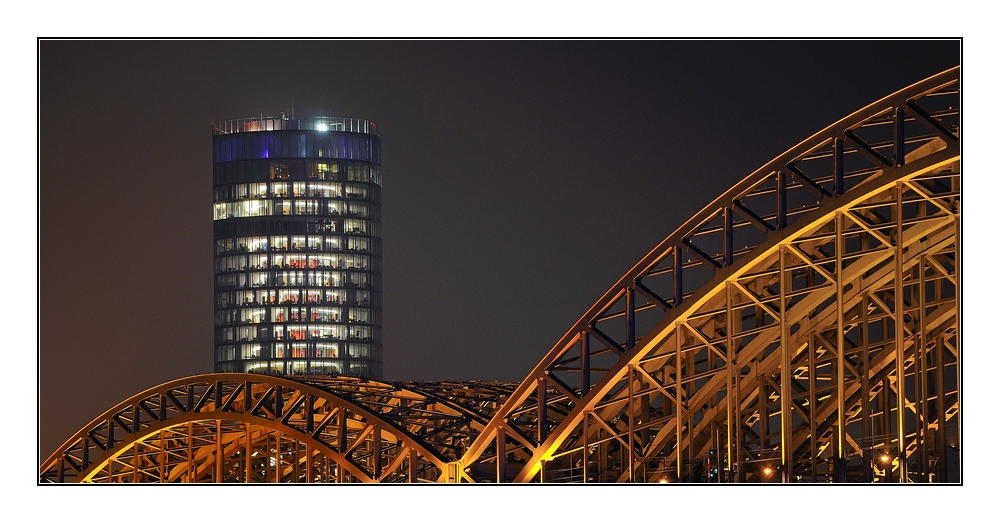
xmin=271 ymin=236 xmax=289 ymax=250
xmin=344 ymin=183 xmax=367 ymax=199
xmin=270 ymin=163 xmax=289 ymax=180
xmin=344 ymin=219 xmax=366 ymax=234
xmin=311 ymin=163 xmax=339 ymax=180
xmin=271 ymin=182 xmax=288 ymax=197
xmin=346 ymin=164 xmax=369 ymax=182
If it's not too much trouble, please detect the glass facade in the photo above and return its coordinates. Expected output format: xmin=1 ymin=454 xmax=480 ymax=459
xmin=212 ymin=117 xmax=382 ymax=378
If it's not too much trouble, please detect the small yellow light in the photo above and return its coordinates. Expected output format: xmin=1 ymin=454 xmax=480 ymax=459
xmin=763 ymin=467 xmax=773 ymax=475
xmin=880 ymin=455 xmax=890 ymax=463
xmin=659 ymin=478 xmax=668 ymax=484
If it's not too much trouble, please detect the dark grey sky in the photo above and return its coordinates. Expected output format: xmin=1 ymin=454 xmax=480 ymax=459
xmin=39 ymin=39 xmax=960 ymax=462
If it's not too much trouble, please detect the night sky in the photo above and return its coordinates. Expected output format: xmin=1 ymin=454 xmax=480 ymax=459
xmin=39 ymin=40 xmax=961 ymax=465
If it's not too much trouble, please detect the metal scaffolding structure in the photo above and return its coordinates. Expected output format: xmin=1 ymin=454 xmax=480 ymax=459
xmin=41 ymin=67 xmax=960 ymax=484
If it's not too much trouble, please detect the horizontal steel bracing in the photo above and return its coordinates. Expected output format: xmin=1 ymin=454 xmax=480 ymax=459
xmin=458 ymin=66 xmax=960 ymax=484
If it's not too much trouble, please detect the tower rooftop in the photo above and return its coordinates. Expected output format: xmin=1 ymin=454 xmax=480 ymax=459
xmin=213 ymin=116 xmax=377 ymax=136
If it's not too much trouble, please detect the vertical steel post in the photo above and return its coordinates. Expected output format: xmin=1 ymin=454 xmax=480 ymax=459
xmin=159 ymin=428 xmax=165 ymax=482
xmin=934 ymin=335 xmax=947 ymax=483
xmin=861 ymin=291 xmax=873 ymax=482
xmin=408 ymin=448 xmax=417 ymax=483
xmin=626 ymin=288 xmax=635 ymax=350
xmin=244 ymin=422 xmax=252 ymax=483
xmin=338 ymin=408 xmax=347 ymax=453
xmin=777 ymin=171 xmax=787 ymax=230
xmin=834 ymin=138 xmax=844 ymax=196
xmin=686 ymin=350 xmax=695 ymax=479
xmin=216 ymin=419 xmax=223 ymax=481
xmin=373 ymin=425 xmax=382 ymax=480
xmin=758 ymin=366 xmax=767 ymax=479
xmin=293 ymin=437 xmax=300 ymax=482
xmin=641 ymin=392 xmax=649 ymax=483
xmin=894 ymin=181 xmax=908 ymax=482
xmin=244 ymin=380 xmax=252 ymax=415
xmin=187 ymin=421 xmax=194 ymax=482
xmin=779 ymin=245 xmax=791 ymax=483
xmin=895 ymin=107 xmax=906 ymax=167
xmin=215 ymin=380 xmax=223 ymax=410
xmin=918 ymin=254 xmax=928 ymax=481
xmin=582 ymin=412 xmax=589 ymax=484
xmin=836 ymin=211 xmax=847 ymax=482
xmin=735 ymin=330 xmax=743 ymax=483
xmin=307 ymin=443 xmax=314 ymax=483
xmin=537 ymin=378 xmax=547 ymax=446
xmin=676 ymin=327 xmax=683 ymax=481
xmin=496 ymin=428 xmax=506 ymax=483
xmin=725 ymin=281 xmax=735 ymax=483
xmin=673 ymin=249 xmax=683 ymax=307
xmin=581 ymin=331 xmax=590 ymax=396
xmin=599 ymin=430 xmax=607 ymax=483
xmin=953 ymin=211 xmax=961 ymax=480
xmin=724 ymin=206 xmax=734 ymax=266
xmin=275 ymin=385 xmax=283 ymax=418
xmin=808 ymin=336 xmax=818 ymax=482
xmin=627 ymin=364 xmax=634 ymax=482
xmin=881 ymin=375 xmax=892 ymax=481
xmin=133 ymin=440 xmax=139 ymax=483
xmin=107 ymin=418 xmax=114 ymax=457
xmin=306 ymin=395 xmax=314 ymax=433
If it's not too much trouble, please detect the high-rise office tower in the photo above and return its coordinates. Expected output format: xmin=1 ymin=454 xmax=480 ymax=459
xmin=212 ymin=116 xmax=382 ymax=379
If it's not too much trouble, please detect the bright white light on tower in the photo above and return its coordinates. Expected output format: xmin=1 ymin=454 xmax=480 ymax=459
xmin=317 ymin=123 xmax=328 ymax=132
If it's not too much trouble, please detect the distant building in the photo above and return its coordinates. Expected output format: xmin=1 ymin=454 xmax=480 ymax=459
xmin=211 ymin=116 xmax=382 ymax=378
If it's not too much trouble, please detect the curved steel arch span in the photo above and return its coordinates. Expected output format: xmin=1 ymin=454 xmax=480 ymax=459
xmin=457 ymin=66 xmax=960 ymax=483
xmin=39 ymin=374 xmax=515 ymax=483
xmin=42 ymin=67 xmax=960 ymax=484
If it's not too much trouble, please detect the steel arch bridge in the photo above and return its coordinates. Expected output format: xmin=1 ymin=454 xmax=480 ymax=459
xmin=41 ymin=67 xmax=960 ymax=484
xmin=39 ymin=374 xmax=517 ymax=483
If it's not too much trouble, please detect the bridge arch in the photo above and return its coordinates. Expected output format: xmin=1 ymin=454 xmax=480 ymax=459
xmin=40 ymin=374 xmax=514 ymax=483
xmin=458 ymin=66 xmax=960 ymax=483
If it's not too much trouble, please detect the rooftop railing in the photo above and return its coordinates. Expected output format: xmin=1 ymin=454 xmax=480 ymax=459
xmin=213 ymin=116 xmax=377 ymax=136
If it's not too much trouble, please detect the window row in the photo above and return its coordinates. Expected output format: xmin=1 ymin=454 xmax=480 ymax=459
xmin=217 ymin=359 xmax=376 ymax=377
xmin=216 ymin=235 xmax=372 ymax=255
xmin=217 ymin=324 xmax=373 ymax=343
xmin=215 ymin=306 xmax=372 ymax=325
xmin=216 ymin=342 xmax=375 ymax=362
xmin=214 ymin=200 xmax=375 ymax=221
xmin=214 ymin=181 xmax=374 ymax=202
xmin=213 ymin=159 xmax=381 ymax=186
xmin=215 ymin=288 xmax=376 ymax=308
xmin=214 ymin=216 xmax=381 ymax=237
xmin=213 ymin=132 xmax=381 ymax=164
xmin=216 ymin=253 xmax=372 ymax=272
xmin=215 ymin=270 xmax=376 ymax=291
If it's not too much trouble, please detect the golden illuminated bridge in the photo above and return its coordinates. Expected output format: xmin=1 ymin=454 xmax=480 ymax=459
xmin=41 ymin=67 xmax=960 ymax=484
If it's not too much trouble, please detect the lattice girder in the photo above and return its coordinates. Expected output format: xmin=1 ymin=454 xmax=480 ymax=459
xmin=459 ymin=67 xmax=959 ymax=483
xmin=41 ymin=375 xmax=516 ymax=483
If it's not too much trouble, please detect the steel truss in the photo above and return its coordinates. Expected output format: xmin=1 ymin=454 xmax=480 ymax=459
xmin=456 ymin=67 xmax=960 ymax=483
xmin=39 ymin=375 xmax=515 ymax=483
xmin=41 ymin=68 xmax=960 ymax=484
